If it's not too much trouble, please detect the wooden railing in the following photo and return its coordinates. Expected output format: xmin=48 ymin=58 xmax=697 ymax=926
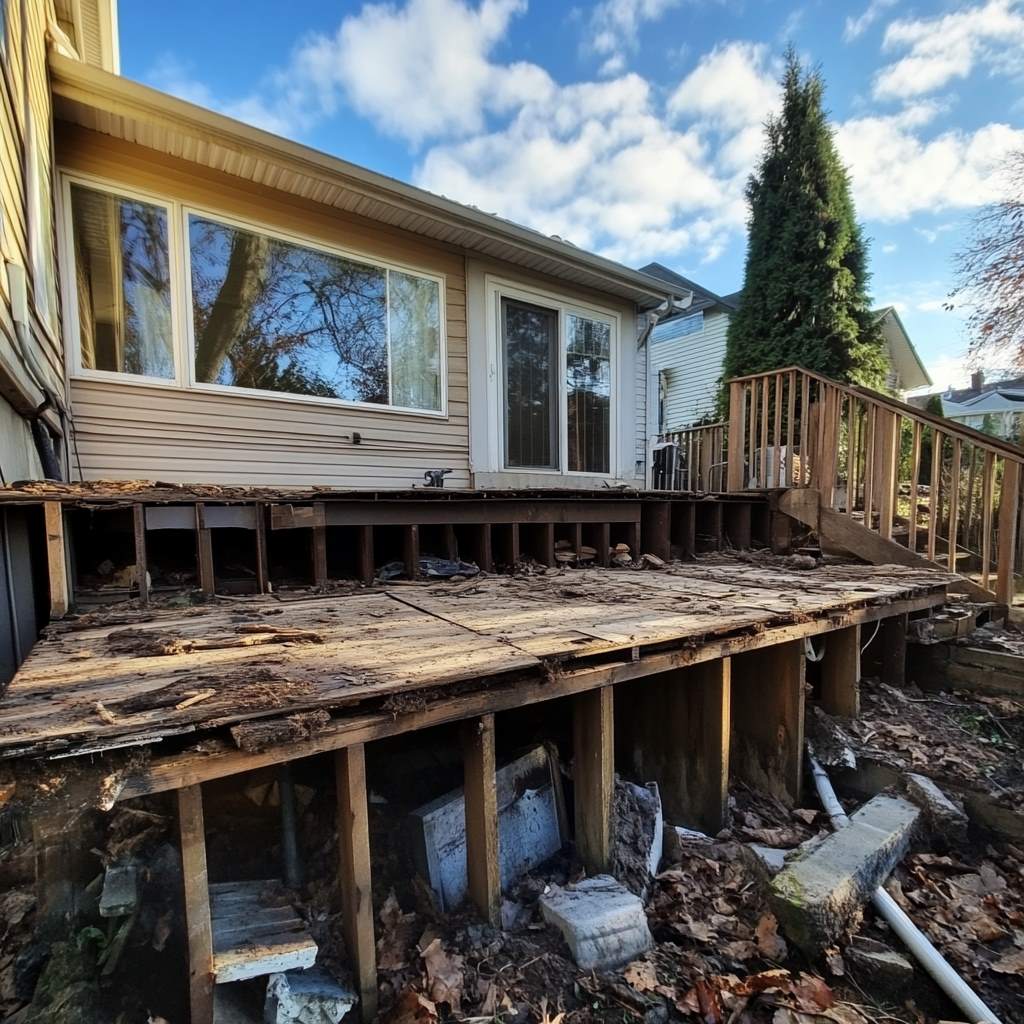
xmin=653 ymin=422 xmax=727 ymax=492
xmin=724 ymin=367 xmax=1024 ymax=603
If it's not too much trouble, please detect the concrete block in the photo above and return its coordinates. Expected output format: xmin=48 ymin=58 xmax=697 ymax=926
xmin=904 ymin=773 xmax=968 ymax=847
xmin=264 ymin=968 xmax=357 ymax=1024
xmin=539 ymin=875 xmax=652 ymax=971
xmin=845 ymin=937 xmax=914 ymax=990
xmin=409 ymin=745 xmax=565 ymax=910
xmin=770 ymin=795 xmax=920 ymax=956
xmin=98 ymin=864 xmax=138 ymax=918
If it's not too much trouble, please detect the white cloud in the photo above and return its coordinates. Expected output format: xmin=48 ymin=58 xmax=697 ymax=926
xmin=873 ymin=0 xmax=1024 ymax=101
xmin=843 ymin=0 xmax=897 ymax=42
xmin=881 ymin=242 xmax=898 ymax=253
xmin=836 ymin=111 xmax=1024 ymax=221
xmin=585 ymin=0 xmax=682 ymax=75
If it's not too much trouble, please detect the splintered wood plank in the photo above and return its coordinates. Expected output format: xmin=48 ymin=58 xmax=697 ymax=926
xmin=336 ymin=745 xmax=377 ymax=1022
xmin=178 ymin=785 xmax=214 ymax=1023
xmin=821 ymin=624 xmax=860 ymax=718
xmin=462 ymin=714 xmax=501 ymax=927
xmin=574 ymin=686 xmax=613 ymax=874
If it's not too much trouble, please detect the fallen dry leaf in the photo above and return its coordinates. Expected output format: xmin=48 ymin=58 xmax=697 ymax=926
xmin=991 ymin=948 xmax=1024 ymax=975
xmin=791 ymin=973 xmax=834 ymax=1013
xmin=420 ymin=937 xmax=464 ymax=1011
xmin=623 ymin=958 xmax=659 ymax=992
xmin=383 ymin=989 xmax=438 ymax=1024
xmin=756 ymin=913 xmax=788 ymax=961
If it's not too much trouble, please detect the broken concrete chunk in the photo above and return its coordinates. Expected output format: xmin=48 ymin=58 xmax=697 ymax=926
xmin=903 ymin=773 xmax=968 ymax=848
xmin=264 ymin=968 xmax=357 ymax=1024
xmin=662 ymin=824 xmax=712 ymax=863
xmin=770 ymin=795 xmax=921 ymax=956
xmin=539 ymin=875 xmax=652 ymax=971
xmin=98 ymin=864 xmax=138 ymax=918
xmin=844 ymin=937 xmax=914 ymax=990
xmin=409 ymin=745 xmax=564 ymax=910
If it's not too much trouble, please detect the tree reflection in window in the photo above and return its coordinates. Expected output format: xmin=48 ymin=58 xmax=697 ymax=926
xmin=71 ymin=183 xmax=174 ymax=378
xmin=567 ymin=314 xmax=611 ymax=473
xmin=189 ymin=216 xmax=390 ymax=403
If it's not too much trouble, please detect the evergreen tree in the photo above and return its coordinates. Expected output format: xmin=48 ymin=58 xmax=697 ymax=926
xmin=722 ymin=50 xmax=887 ymax=393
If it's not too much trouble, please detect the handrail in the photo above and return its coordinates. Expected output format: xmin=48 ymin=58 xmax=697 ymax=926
xmin=723 ymin=366 xmax=1023 ymax=603
xmin=726 ymin=366 xmax=1024 ymax=464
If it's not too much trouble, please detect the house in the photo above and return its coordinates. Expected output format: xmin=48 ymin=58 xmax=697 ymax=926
xmin=0 ymin=1 xmax=685 ymax=502
xmin=936 ymin=370 xmax=1024 ymax=443
xmin=640 ymin=262 xmax=932 ymax=434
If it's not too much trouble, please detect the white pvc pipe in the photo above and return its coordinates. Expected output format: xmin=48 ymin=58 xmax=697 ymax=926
xmin=807 ymin=753 xmax=1002 ymax=1024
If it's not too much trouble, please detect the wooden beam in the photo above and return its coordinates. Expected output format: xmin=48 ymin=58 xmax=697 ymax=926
xmin=195 ymin=505 xmax=215 ymax=598
xmin=356 ymin=525 xmax=374 ymax=585
xmin=731 ymin=640 xmax=805 ymax=805
xmin=621 ymin=659 xmax=731 ymax=834
xmin=997 ymin=459 xmax=1020 ymax=606
xmin=573 ymin=686 xmax=614 ymax=874
xmin=461 ymin=714 xmax=501 ymax=926
xmin=44 ymin=501 xmax=69 ymax=618
xmin=820 ymin=625 xmax=860 ymax=718
xmin=177 ymin=784 xmax=214 ymax=1024
xmin=117 ymin=589 xmax=946 ymax=802
xmin=335 ymin=745 xmax=377 ymax=1022
xmin=132 ymin=503 xmax=149 ymax=606
xmin=313 ymin=502 xmax=328 ymax=587
xmin=254 ymin=502 xmax=269 ymax=594
xmin=881 ymin=613 xmax=908 ymax=688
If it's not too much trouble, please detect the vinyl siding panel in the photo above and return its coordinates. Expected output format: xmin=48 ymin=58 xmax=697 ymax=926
xmin=59 ymin=126 xmax=471 ymax=487
xmin=649 ymin=310 xmax=730 ymax=430
xmin=0 ymin=0 xmax=66 ymax=450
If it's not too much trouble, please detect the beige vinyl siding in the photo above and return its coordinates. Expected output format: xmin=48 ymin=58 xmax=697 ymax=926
xmin=58 ymin=125 xmax=470 ymax=488
xmin=649 ymin=310 xmax=730 ymax=430
xmin=0 ymin=0 xmax=66 ymax=481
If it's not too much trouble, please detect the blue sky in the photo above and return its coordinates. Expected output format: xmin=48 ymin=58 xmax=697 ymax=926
xmin=119 ymin=0 xmax=1024 ymax=393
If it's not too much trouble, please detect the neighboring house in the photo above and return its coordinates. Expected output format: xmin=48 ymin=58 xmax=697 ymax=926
xmin=937 ymin=371 xmax=1024 ymax=442
xmin=1 ymin=1 xmax=685 ymax=498
xmin=640 ymin=262 xmax=932 ymax=434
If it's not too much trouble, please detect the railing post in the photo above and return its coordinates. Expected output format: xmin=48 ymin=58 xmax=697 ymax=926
xmin=726 ymin=381 xmax=746 ymax=491
xmin=997 ymin=459 xmax=1020 ymax=606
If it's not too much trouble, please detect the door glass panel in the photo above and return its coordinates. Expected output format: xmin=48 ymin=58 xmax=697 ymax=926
xmin=502 ymin=298 xmax=558 ymax=469
xmin=567 ymin=314 xmax=611 ymax=473
xmin=70 ymin=183 xmax=174 ymax=379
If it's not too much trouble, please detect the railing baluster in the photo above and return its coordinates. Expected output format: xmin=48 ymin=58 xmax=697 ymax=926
xmin=786 ymin=371 xmax=796 ymax=486
xmin=799 ymin=374 xmax=810 ymax=485
xmin=947 ymin=436 xmax=962 ymax=572
xmin=908 ymin=421 xmax=922 ymax=553
xmin=928 ymin=428 xmax=942 ymax=562
xmin=772 ymin=373 xmax=783 ymax=487
xmin=726 ymin=382 xmax=746 ymax=491
xmin=863 ymin=405 xmax=875 ymax=530
xmin=981 ymin=451 xmax=995 ymax=590
xmin=759 ymin=376 xmax=770 ymax=487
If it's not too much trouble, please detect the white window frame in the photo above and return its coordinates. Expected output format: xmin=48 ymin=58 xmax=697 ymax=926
xmin=484 ymin=275 xmax=618 ymax=478
xmin=58 ymin=169 xmax=449 ymax=418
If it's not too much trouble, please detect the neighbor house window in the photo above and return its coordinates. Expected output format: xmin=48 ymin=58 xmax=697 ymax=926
xmin=188 ymin=213 xmax=442 ymax=410
xmin=69 ymin=182 xmax=174 ymax=379
xmin=498 ymin=288 xmax=615 ymax=474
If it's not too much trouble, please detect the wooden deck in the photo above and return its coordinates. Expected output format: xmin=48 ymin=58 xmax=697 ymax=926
xmin=0 ymin=556 xmax=951 ymax=763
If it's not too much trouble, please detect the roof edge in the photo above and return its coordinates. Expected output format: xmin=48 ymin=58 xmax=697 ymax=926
xmin=49 ymin=54 xmax=678 ymax=305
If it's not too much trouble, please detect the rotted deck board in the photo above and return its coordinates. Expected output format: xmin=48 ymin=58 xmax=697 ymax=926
xmin=0 ymin=558 xmax=952 ymax=761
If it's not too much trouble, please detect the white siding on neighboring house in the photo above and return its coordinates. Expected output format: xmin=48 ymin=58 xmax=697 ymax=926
xmin=649 ymin=310 xmax=730 ymax=430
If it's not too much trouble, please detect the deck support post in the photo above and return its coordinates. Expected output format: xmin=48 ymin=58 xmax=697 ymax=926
xmin=821 ymin=625 xmax=860 ymax=717
xmin=255 ymin=502 xmax=269 ymax=594
xmin=132 ymin=504 xmax=149 ymax=606
xmin=573 ymin=685 xmax=614 ymax=874
xmin=356 ymin=526 xmax=374 ymax=585
xmin=195 ymin=505 xmax=215 ymax=598
xmin=881 ymin=613 xmax=908 ymax=688
xmin=335 ymin=745 xmax=377 ymax=1022
xmin=312 ymin=503 xmax=328 ymax=587
xmin=620 ymin=659 xmax=731 ymax=834
xmin=43 ymin=501 xmax=69 ymax=618
xmin=403 ymin=524 xmax=420 ymax=580
xmin=461 ymin=714 xmax=501 ymax=926
xmin=641 ymin=501 xmax=671 ymax=561
xmin=731 ymin=640 xmax=805 ymax=805
xmin=177 ymin=784 xmax=214 ymax=1024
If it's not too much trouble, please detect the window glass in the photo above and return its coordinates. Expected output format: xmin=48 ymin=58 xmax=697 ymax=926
xmin=502 ymin=298 xmax=558 ymax=469
xmin=189 ymin=215 xmax=389 ymax=403
xmin=389 ymin=271 xmax=441 ymax=410
xmin=70 ymin=183 xmax=174 ymax=379
xmin=566 ymin=314 xmax=611 ymax=473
